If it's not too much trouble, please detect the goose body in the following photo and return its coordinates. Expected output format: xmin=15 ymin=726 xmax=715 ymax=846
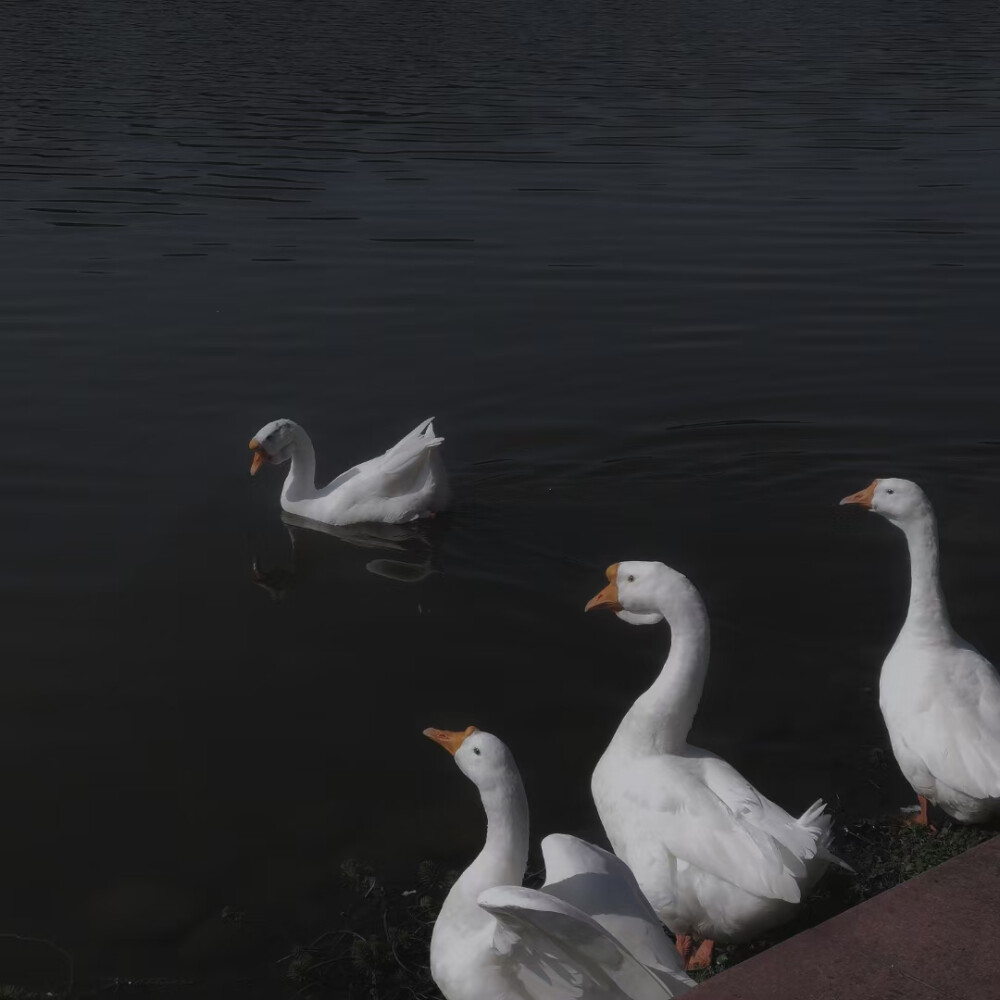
xmin=248 ymin=417 xmax=447 ymax=525
xmin=423 ymin=726 xmax=693 ymax=1000
xmin=592 ymin=745 xmax=834 ymax=942
xmin=842 ymin=478 xmax=1000 ymax=824
xmin=586 ymin=562 xmax=844 ymax=959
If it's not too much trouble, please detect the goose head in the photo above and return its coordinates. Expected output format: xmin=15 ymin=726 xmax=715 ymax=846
xmin=840 ymin=477 xmax=931 ymax=527
xmin=584 ymin=560 xmax=702 ymax=626
xmin=423 ymin=726 xmax=518 ymax=793
xmin=248 ymin=419 xmax=298 ymax=475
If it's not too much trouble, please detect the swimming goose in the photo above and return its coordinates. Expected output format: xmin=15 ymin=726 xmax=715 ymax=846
xmin=586 ymin=561 xmax=845 ymax=970
xmin=841 ymin=478 xmax=1000 ymax=824
xmin=423 ymin=725 xmax=693 ymax=1000
xmin=248 ymin=416 xmax=447 ymax=525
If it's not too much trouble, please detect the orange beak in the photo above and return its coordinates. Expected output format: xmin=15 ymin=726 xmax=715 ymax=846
xmin=249 ymin=438 xmax=269 ymax=476
xmin=585 ymin=563 xmax=622 ymax=612
xmin=423 ymin=726 xmax=478 ymax=756
xmin=840 ymin=480 xmax=878 ymax=508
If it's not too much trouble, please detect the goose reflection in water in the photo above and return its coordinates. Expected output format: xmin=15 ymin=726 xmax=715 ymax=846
xmin=249 ymin=512 xmax=443 ymax=600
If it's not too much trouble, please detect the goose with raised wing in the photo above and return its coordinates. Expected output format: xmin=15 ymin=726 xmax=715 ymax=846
xmin=423 ymin=725 xmax=693 ymax=1000
xmin=248 ymin=416 xmax=447 ymax=525
xmin=841 ymin=478 xmax=1000 ymax=825
xmin=585 ymin=561 xmax=846 ymax=970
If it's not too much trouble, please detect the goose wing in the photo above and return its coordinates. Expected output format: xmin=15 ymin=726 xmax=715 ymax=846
xmin=916 ymin=644 xmax=1000 ymax=799
xmin=479 ymin=885 xmax=690 ymax=999
xmin=361 ymin=416 xmax=444 ymax=498
xmin=621 ymin=754 xmax=806 ymax=903
xmin=539 ymin=834 xmax=694 ymax=992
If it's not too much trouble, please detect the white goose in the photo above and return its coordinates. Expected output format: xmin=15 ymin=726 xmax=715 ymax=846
xmin=585 ymin=561 xmax=845 ymax=970
xmin=841 ymin=478 xmax=1000 ymax=824
xmin=423 ymin=725 xmax=693 ymax=1000
xmin=248 ymin=417 xmax=447 ymax=525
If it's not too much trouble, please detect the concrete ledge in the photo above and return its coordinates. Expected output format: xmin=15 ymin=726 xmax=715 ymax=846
xmin=693 ymin=835 xmax=1000 ymax=999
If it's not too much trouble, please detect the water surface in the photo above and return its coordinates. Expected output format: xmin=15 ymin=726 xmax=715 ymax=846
xmin=3 ymin=0 xmax=1000 ymax=989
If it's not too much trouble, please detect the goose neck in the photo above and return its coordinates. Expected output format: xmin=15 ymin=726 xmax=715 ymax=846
xmin=441 ymin=773 xmax=529 ymax=925
xmin=900 ymin=508 xmax=952 ymax=638
xmin=281 ymin=425 xmax=317 ymax=502
xmin=626 ymin=583 xmax=710 ymax=752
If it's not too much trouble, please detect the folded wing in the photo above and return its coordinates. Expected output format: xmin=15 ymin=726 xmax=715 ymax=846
xmin=622 ymin=755 xmax=807 ymax=903
xmin=918 ymin=645 xmax=1000 ymax=800
xmin=366 ymin=417 xmax=445 ymax=498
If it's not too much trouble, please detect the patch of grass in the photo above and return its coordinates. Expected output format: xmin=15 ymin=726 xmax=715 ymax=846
xmin=281 ymin=858 xmax=456 ymax=999
xmin=839 ymin=817 xmax=995 ymax=899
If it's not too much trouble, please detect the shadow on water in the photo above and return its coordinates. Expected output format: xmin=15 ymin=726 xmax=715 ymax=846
xmin=249 ymin=514 xmax=445 ymax=599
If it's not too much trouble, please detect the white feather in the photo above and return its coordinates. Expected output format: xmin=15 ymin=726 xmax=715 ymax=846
xmin=589 ymin=560 xmax=845 ymax=944
xmin=428 ymin=730 xmax=692 ymax=1000
xmin=846 ymin=477 xmax=1000 ymax=823
xmin=249 ymin=416 xmax=448 ymax=525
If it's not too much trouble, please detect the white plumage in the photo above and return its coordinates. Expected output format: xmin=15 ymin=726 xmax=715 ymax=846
xmin=586 ymin=561 xmax=846 ymax=959
xmin=248 ymin=416 xmax=448 ymax=525
xmin=841 ymin=477 xmax=1000 ymax=823
xmin=423 ymin=726 xmax=693 ymax=1000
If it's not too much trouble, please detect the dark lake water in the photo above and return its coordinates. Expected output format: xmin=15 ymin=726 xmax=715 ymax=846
xmin=3 ymin=0 xmax=1000 ymax=990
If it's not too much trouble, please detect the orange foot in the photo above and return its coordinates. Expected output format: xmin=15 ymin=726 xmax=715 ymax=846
xmin=687 ymin=938 xmax=715 ymax=971
xmin=674 ymin=934 xmax=694 ymax=966
xmin=904 ymin=795 xmax=938 ymax=833
xmin=675 ymin=934 xmax=714 ymax=971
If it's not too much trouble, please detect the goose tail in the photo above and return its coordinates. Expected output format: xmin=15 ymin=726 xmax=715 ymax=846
xmin=798 ymin=799 xmax=854 ymax=873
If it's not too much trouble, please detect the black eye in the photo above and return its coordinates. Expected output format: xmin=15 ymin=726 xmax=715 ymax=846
xmin=887 ymin=489 xmax=894 ymax=495
xmin=472 ymin=747 xmax=481 ymax=756
xmin=627 ymin=575 xmax=635 ymax=582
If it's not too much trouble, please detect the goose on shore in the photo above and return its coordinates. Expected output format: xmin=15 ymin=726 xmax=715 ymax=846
xmin=423 ymin=725 xmax=693 ymax=1000
xmin=841 ymin=478 xmax=1000 ymax=825
xmin=586 ymin=561 xmax=846 ymax=970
